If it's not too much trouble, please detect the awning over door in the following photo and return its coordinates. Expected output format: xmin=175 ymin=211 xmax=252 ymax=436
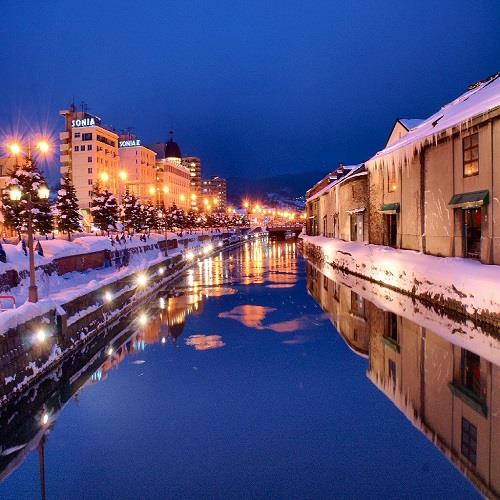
xmin=448 ymin=190 xmax=489 ymax=209
xmin=379 ymin=203 xmax=400 ymax=214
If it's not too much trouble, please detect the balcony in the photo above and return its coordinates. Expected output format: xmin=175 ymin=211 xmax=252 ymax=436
xmin=60 ymin=154 xmax=71 ymax=163
xmin=59 ymin=131 xmax=70 ymax=140
xmin=60 ymin=143 xmax=69 ymax=152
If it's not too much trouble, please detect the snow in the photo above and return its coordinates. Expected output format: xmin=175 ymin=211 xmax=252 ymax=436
xmin=399 ymin=118 xmax=424 ymax=130
xmin=306 ymin=164 xmax=364 ymax=202
xmin=371 ymin=73 xmax=500 ymax=161
xmin=0 ymin=230 xmax=242 ymax=336
xmin=300 ymin=234 xmax=500 ymax=321
xmin=308 ymin=258 xmax=500 ymax=366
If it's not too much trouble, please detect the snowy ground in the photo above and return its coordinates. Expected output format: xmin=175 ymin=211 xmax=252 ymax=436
xmin=300 ymin=234 xmax=500 ymax=322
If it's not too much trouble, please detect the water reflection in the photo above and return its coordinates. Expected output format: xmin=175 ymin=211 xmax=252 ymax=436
xmin=306 ymin=262 xmax=500 ymax=498
xmin=0 ymin=240 xmax=301 ymax=493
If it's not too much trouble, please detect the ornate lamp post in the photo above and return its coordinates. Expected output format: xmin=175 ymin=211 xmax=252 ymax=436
xmin=9 ymin=183 xmax=50 ymax=303
xmin=7 ymin=139 xmax=51 ymax=303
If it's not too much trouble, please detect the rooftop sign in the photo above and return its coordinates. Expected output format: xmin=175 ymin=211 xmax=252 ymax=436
xmin=119 ymin=139 xmax=141 ymax=148
xmin=71 ymin=116 xmax=100 ymax=128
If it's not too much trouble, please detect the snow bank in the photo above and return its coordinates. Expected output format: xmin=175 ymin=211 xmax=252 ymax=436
xmin=300 ymin=234 xmax=500 ymax=324
xmin=308 ymin=259 xmax=500 ymax=365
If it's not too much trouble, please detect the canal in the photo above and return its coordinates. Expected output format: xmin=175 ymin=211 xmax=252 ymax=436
xmin=0 ymin=238 xmax=493 ymax=498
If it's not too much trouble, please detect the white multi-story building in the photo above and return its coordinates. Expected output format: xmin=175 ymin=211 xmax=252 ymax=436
xmin=60 ymin=106 xmax=120 ymax=217
xmin=118 ymin=133 xmax=157 ymax=202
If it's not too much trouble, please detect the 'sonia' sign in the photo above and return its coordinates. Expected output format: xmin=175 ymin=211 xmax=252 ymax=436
xmin=72 ymin=117 xmax=96 ymax=127
xmin=119 ymin=139 xmax=141 ymax=147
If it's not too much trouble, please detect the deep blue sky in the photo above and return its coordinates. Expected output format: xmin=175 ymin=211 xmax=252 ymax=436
xmin=1 ymin=0 xmax=499 ymax=179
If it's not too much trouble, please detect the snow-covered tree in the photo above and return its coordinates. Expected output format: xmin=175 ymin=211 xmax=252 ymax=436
xmin=121 ymin=190 xmax=142 ymax=233
xmin=185 ymin=210 xmax=198 ymax=230
xmin=56 ymin=174 xmax=82 ymax=240
xmin=143 ymin=201 xmax=159 ymax=232
xmin=165 ymin=204 xmax=186 ymax=231
xmin=90 ymin=185 xmax=119 ymax=232
xmin=1 ymin=156 xmax=53 ymax=238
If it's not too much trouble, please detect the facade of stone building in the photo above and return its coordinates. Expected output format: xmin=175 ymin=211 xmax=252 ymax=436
xmin=305 ymin=164 xmax=368 ymax=242
xmin=366 ymin=80 xmax=500 ymax=264
xmin=305 ymin=74 xmax=500 ymax=265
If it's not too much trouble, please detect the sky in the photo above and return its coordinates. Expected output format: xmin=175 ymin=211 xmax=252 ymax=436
xmin=1 ymin=0 xmax=499 ymax=181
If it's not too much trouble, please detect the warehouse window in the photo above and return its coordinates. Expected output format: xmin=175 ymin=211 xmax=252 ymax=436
xmin=388 ymin=165 xmax=397 ymax=192
xmin=463 ymin=133 xmax=479 ymax=177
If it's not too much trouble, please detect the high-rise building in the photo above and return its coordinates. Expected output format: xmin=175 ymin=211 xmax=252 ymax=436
xmin=118 ymin=132 xmax=157 ymax=202
xmin=201 ymin=176 xmax=227 ymax=211
xmin=59 ymin=105 xmax=120 ymax=216
xmin=181 ymin=156 xmax=202 ymax=210
xmin=155 ymin=133 xmax=191 ymax=212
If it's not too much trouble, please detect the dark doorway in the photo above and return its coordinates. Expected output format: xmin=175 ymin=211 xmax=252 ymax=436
xmin=463 ymin=208 xmax=481 ymax=259
xmin=386 ymin=214 xmax=397 ymax=247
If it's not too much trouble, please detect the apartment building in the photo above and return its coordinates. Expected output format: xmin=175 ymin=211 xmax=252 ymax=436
xmin=60 ymin=105 xmax=119 ymax=216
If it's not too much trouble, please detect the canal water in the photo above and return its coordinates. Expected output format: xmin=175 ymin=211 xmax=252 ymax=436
xmin=0 ymin=238 xmax=493 ymax=498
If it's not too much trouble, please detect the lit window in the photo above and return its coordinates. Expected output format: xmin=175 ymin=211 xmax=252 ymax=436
xmin=463 ymin=133 xmax=479 ymax=177
xmin=388 ymin=165 xmax=397 ymax=192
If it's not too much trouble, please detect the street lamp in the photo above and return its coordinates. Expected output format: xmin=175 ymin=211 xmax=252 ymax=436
xmin=9 ymin=143 xmax=21 ymax=156
xmin=9 ymin=181 xmax=50 ymax=303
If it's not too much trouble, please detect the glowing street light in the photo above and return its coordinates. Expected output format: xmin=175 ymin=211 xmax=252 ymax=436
xmin=36 ymin=329 xmax=46 ymax=343
xmin=136 ymin=273 xmax=148 ymax=287
xmin=119 ymin=170 xmax=128 ymax=181
xmin=104 ymin=291 xmax=112 ymax=303
xmin=9 ymin=143 xmax=21 ymax=155
xmin=37 ymin=140 xmax=50 ymax=154
xmin=100 ymin=172 xmax=109 ymax=182
xmin=41 ymin=413 xmax=49 ymax=426
xmin=139 ymin=313 xmax=148 ymax=326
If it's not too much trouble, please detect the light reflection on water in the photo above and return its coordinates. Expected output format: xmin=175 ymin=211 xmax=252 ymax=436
xmin=0 ymin=239 xmax=490 ymax=499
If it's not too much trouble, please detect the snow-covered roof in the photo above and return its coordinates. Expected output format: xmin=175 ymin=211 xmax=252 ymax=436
xmin=306 ymin=164 xmax=364 ymax=202
xmin=399 ymin=118 xmax=424 ymax=130
xmin=372 ymin=73 xmax=500 ymax=161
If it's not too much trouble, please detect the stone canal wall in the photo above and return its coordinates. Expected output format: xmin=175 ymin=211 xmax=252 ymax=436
xmin=0 ymin=233 xmax=251 ymax=406
xmin=299 ymin=234 xmax=500 ymax=329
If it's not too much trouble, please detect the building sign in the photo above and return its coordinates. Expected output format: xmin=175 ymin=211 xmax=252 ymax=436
xmin=72 ymin=117 xmax=97 ymax=127
xmin=119 ymin=139 xmax=141 ymax=148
